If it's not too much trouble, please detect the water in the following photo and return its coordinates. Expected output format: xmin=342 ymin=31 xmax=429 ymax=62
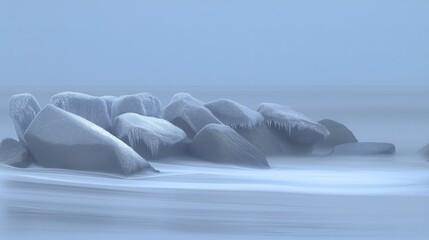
xmin=1 ymin=86 xmax=429 ymax=239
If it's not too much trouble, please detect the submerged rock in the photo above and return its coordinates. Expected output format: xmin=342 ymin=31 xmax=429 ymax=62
xmin=163 ymin=94 xmax=222 ymax=138
xmin=0 ymin=138 xmax=32 ymax=168
xmin=332 ymin=142 xmax=395 ymax=156
xmin=190 ymin=124 xmax=269 ymax=168
xmin=257 ymin=103 xmax=329 ymax=145
xmin=24 ymin=105 xmax=157 ymax=175
xmin=113 ymin=113 xmax=190 ymax=159
xmin=9 ymin=93 xmax=41 ymax=143
xmin=51 ymin=92 xmax=112 ymax=131
xmin=205 ymin=98 xmax=264 ymax=129
xmin=317 ymin=119 xmax=357 ymax=147
xmin=110 ymin=93 xmax=162 ymax=120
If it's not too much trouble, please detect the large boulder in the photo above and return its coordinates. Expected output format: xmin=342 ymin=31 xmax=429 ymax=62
xmin=257 ymin=103 xmax=329 ymax=145
xmin=0 ymin=138 xmax=32 ymax=168
xmin=332 ymin=142 xmax=395 ymax=156
xmin=190 ymin=124 xmax=269 ymax=168
xmin=170 ymin=93 xmax=205 ymax=105
xmin=110 ymin=93 xmax=162 ymax=120
xmin=205 ymin=98 xmax=264 ymax=129
xmin=9 ymin=93 xmax=41 ymax=143
xmin=113 ymin=113 xmax=190 ymax=160
xmin=51 ymin=92 xmax=112 ymax=131
xmin=316 ymin=119 xmax=357 ymax=147
xmin=101 ymin=95 xmax=118 ymax=117
xmin=24 ymin=105 xmax=157 ymax=175
xmin=163 ymin=94 xmax=222 ymax=139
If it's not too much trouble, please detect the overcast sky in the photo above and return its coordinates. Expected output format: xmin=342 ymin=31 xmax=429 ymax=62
xmin=1 ymin=0 xmax=428 ymax=86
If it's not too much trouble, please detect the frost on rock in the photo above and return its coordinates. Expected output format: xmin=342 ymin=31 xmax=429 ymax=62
xmin=257 ymin=103 xmax=329 ymax=145
xmin=205 ymin=98 xmax=264 ymax=129
xmin=190 ymin=124 xmax=269 ymax=168
xmin=316 ymin=119 xmax=357 ymax=148
xmin=163 ymin=95 xmax=222 ymax=139
xmin=51 ymin=92 xmax=112 ymax=131
xmin=113 ymin=113 xmax=189 ymax=159
xmin=24 ymin=105 xmax=157 ymax=175
xmin=0 ymin=138 xmax=32 ymax=168
xmin=332 ymin=142 xmax=395 ymax=156
xmin=110 ymin=93 xmax=162 ymax=120
xmin=9 ymin=93 xmax=41 ymax=143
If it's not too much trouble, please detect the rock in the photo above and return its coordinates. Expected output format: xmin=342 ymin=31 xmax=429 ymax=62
xmin=101 ymin=95 xmax=117 ymax=117
xmin=51 ymin=92 xmax=112 ymax=131
xmin=110 ymin=93 xmax=162 ymax=120
xmin=163 ymin=94 xmax=222 ymax=138
xmin=332 ymin=142 xmax=395 ymax=156
xmin=190 ymin=124 xmax=270 ymax=168
xmin=0 ymin=138 xmax=32 ymax=168
xmin=113 ymin=113 xmax=190 ymax=159
xmin=418 ymin=144 xmax=429 ymax=159
xmin=205 ymin=98 xmax=264 ymax=129
xmin=9 ymin=93 xmax=41 ymax=143
xmin=24 ymin=105 xmax=157 ymax=175
xmin=257 ymin=103 xmax=329 ymax=145
xmin=170 ymin=93 xmax=205 ymax=105
xmin=317 ymin=119 xmax=357 ymax=147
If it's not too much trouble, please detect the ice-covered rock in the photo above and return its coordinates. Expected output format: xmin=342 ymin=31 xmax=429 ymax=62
xmin=257 ymin=103 xmax=329 ymax=145
xmin=190 ymin=124 xmax=269 ymax=168
xmin=24 ymin=105 xmax=157 ymax=175
xmin=101 ymin=95 xmax=117 ymax=117
xmin=51 ymin=92 xmax=112 ymax=131
xmin=170 ymin=93 xmax=205 ymax=105
xmin=419 ymin=144 xmax=429 ymax=160
xmin=205 ymin=98 xmax=264 ymax=129
xmin=163 ymin=96 xmax=222 ymax=138
xmin=332 ymin=142 xmax=395 ymax=156
xmin=316 ymin=119 xmax=357 ymax=147
xmin=0 ymin=138 xmax=32 ymax=168
xmin=110 ymin=93 xmax=162 ymax=120
xmin=113 ymin=113 xmax=190 ymax=159
xmin=236 ymin=122 xmax=313 ymax=155
xmin=9 ymin=93 xmax=41 ymax=143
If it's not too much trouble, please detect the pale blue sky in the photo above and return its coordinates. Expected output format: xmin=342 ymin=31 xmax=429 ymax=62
xmin=1 ymin=0 xmax=428 ymax=86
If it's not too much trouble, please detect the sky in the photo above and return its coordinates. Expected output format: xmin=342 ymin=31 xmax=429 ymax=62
xmin=0 ymin=0 xmax=428 ymax=86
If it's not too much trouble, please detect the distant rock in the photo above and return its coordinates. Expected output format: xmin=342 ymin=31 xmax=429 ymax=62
xmin=163 ymin=94 xmax=222 ymax=138
xmin=332 ymin=142 xmax=395 ymax=156
xmin=190 ymin=124 xmax=270 ymax=168
xmin=257 ymin=103 xmax=329 ymax=145
xmin=418 ymin=144 xmax=429 ymax=160
xmin=9 ymin=93 xmax=41 ymax=143
xmin=111 ymin=93 xmax=162 ymax=120
xmin=0 ymin=138 xmax=32 ymax=168
xmin=24 ymin=105 xmax=157 ymax=175
xmin=113 ymin=113 xmax=190 ymax=160
xmin=316 ymin=119 xmax=357 ymax=147
xmin=51 ymin=92 xmax=112 ymax=131
xmin=205 ymin=98 xmax=264 ymax=129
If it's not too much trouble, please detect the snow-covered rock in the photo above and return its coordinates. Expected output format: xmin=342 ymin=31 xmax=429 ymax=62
xmin=316 ymin=119 xmax=357 ymax=147
xmin=51 ymin=92 xmax=112 ymax=131
xmin=0 ymin=138 xmax=32 ymax=168
xmin=110 ymin=93 xmax=162 ymax=120
xmin=257 ymin=103 xmax=329 ymax=145
xmin=113 ymin=113 xmax=190 ymax=159
xmin=236 ymin=122 xmax=313 ymax=155
xmin=24 ymin=105 xmax=157 ymax=175
xmin=9 ymin=93 xmax=41 ymax=143
xmin=205 ymin=98 xmax=264 ymax=129
xmin=332 ymin=142 xmax=395 ymax=156
xmin=163 ymin=95 xmax=222 ymax=138
xmin=101 ymin=95 xmax=117 ymax=117
xmin=170 ymin=93 xmax=205 ymax=105
xmin=190 ymin=124 xmax=269 ymax=168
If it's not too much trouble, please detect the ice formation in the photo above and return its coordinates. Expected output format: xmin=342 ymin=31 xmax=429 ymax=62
xmin=205 ymin=98 xmax=264 ymax=129
xmin=190 ymin=124 xmax=270 ymax=168
xmin=316 ymin=119 xmax=358 ymax=148
xmin=257 ymin=103 xmax=329 ymax=145
xmin=113 ymin=113 xmax=189 ymax=159
xmin=170 ymin=92 xmax=205 ymax=105
xmin=9 ymin=93 xmax=41 ymax=143
xmin=101 ymin=95 xmax=118 ymax=117
xmin=51 ymin=92 xmax=112 ymax=131
xmin=0 ymin=138 xmax=32 ymax=168
xmin=332 ymin=142 xmax=395 ymax=156
xmin=110 ymin=93 xmax=162 ymax=120
xmin=163 ymin=95 xmax=222 ymax=138
xmin=24 ymin=105 xmax=157 ymax=175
